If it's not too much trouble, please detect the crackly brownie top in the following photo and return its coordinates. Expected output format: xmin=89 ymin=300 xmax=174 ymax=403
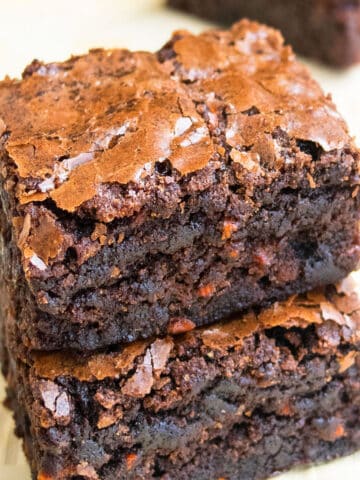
xmin=32 ymin=274 xmax=360 ymax=390
xmin=0 ymin=20 xmax=351 ymax=215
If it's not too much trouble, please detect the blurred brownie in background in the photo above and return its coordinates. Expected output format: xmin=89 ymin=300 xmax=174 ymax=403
xmin=168 ymin=0 xmax=360 ymax=67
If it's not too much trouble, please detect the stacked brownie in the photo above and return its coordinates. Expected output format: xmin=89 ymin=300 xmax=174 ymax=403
xmin=0 ymin=19 xmax=360 ymax=480
xmin=168 ymin=0 xmax=360 ymax=67
xmin=2 ymin=282 xmax=360 ymax=479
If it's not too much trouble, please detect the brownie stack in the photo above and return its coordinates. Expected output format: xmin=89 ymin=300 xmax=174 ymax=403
xmin=0 ymin=20 xmax=360 ymax=480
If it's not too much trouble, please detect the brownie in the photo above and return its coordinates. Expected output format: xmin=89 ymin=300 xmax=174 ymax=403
xmin=2 ymin=278 xmax=360 ymax=479
xmin=168 ymin=0 xmax=360 ymax=67
xmin=1 ymin=20 xmax=359 ymax=351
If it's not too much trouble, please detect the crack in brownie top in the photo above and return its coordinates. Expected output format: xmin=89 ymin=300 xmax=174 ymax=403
xmin=0 ymin=20 xmax=352 ymax=215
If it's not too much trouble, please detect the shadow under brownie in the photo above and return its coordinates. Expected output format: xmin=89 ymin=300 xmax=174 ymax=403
xmin=0 ymin=20 xmax=359 ymax=351
xmin=2 ymin=278 xmax=360 ymax=479
xmin=168 ymin=0 xmax=360 ymax=67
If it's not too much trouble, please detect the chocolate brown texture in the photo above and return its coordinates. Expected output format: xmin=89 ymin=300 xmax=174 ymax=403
xmin=168 ymin=0 xmax=360 ymax=67
xmin=1 ymin=20 xmax=360 ymax=351
xmin=2 ymin=281 xmax=360 ymax=479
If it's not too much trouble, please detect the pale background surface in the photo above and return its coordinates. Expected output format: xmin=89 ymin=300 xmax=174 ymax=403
xmin=0 ymin=1 xmax=359 ymax=478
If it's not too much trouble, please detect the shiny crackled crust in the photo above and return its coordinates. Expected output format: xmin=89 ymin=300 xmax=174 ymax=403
xmin=0 ymin=20 xmax=354 ymax=212
xmin=0 ymin=20 xmax=359 ymax=351
xmin=168 ymin=0 xmax=360 ymax=67
xmin=0 ymin=19 xmax=358 ymax=248
xmin=4 ymin=279 xmax=360 ymax=479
